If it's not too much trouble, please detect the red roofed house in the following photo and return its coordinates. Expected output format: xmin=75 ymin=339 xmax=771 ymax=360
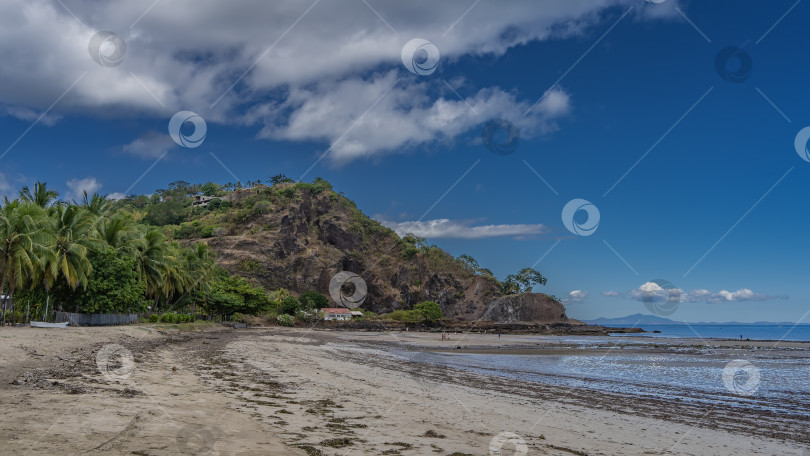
xmin=321 ymin=308 xmax=352 ymax=321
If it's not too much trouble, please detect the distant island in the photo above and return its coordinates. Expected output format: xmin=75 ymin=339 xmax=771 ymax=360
xmin=587 ymin=313 xmax=805 ymax=326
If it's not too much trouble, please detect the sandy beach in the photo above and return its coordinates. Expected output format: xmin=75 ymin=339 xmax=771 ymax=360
xmin=1 ymin=325 xmax=808 ymax=455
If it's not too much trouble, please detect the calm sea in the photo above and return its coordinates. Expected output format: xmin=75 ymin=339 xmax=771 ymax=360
xmin=604 ymin=324 xmax=810 ymax=341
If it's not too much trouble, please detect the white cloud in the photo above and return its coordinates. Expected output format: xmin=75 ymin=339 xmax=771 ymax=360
xmin=0 ymin=0 xmax=680 ymax=161
xmin=565 ymin=290 xmax=589 ymax=303
xmin=607 ymin=282 xmax=784 ymax=303
xmin=1 ymin=105 xmax=62 ymax=126
xmin=107 ymin=192 xmax=127 ymax=200
xmin=255 ymin=72 xmax=570 ymax=162
xmin=382 ymin=218 xmax=548 ymax=239
xmin=121 ymin=131 xmax=175 ymax=159
xmin=65 ymin=177 xmax=102 ymax=202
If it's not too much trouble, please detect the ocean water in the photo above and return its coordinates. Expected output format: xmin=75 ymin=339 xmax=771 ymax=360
xmin=401 ymin=346 xmax=810 ymax=417
xmin=604 ymin=324 xmax=810 ymax=341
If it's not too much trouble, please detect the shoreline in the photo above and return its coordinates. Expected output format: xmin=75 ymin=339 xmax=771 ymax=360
xmin=1 ymin=325 xmax=807 ymax=455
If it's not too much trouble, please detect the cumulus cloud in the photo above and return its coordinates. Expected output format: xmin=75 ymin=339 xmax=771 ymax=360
xmin=604 ymin=282 xmax=784 ymax=303
xmin=254 ymin=72 xmax=570 ymax=162
xmin=381 ymin=218 xmax=548 ymax=239
xmin=564 ymin=290 xmax=589 ymax=303
xmin=65 ymin=177 xmax=101 ymax=202
xmin=107 ymin=192 xmax=127 ymax=200
xmin=0 ymin=0 xmax=680 ymax=160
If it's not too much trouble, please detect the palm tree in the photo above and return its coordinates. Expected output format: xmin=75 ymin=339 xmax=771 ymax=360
xmin=157 ymin=244 xmax=188 ymax=309
xmin=170 ymin=242 xmax=215 ymax=313
xmin=0 ymin=202 xmax=51 ymax=322
xmin=40 ymin=206 xmax=98 ymax=306
xmin=135 ymin=228 xmax=169 ymax=308
xmin=19 ymin=182 xmax=59 ymax=208
xmin=99 ymin=213 xmax=144 ymax=254
xmin=79 ymin=191 xmax=111 ymax=217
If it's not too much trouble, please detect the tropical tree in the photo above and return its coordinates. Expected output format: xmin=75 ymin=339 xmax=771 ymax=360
xmin=40 ymin=205 xmax=98 ymax=300
xmin=269 ymin=174 xmax=294 ymax=186
xmin=0 ymin=202 xmax=51 ymax=320
xmin=298 ymin=290 xmax=328 ymax=311
xmin=19 ymin=182 xmax=59 ymax=208
xmin=169 ymin=242 xmax=215 ymax=313
xmin=99 ymin=213 xmax=144 ymax=254
xmin=134 ymin=228 xmax=169 ymax=304
xmin=154 ymin=243 xmax=188 ymax=310
xmin=79 ymin=191 xmax=111 ymax=216
xmin=500 ymin=267 xmax=548 ymax=295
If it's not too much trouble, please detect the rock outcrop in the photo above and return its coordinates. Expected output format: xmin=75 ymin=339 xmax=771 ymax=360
xmin=194 ymin=184 xmax=570 ymax=324
xmin=479 ymin=293 xmax=568 ymax=323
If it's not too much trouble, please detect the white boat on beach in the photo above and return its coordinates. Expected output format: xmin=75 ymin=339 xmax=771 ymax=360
xmin=30 ymin=321 xmax=68 ymax=328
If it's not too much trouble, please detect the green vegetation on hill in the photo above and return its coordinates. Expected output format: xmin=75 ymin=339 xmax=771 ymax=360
xmin=0 ymin=182 xmax=281 ymax=321
xmin=0 ymin=176 xmax=559 ymax=325
xmin=117 ymin=176 xmax=556 ymax=310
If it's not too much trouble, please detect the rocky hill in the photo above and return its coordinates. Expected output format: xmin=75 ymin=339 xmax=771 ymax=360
xmin=164 ymin=180 xmax=569 ymax=323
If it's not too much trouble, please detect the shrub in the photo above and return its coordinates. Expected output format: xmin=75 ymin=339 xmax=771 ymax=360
xmin=149 ymin=314 xmax=160 ymax=323
xmin=261 ymin=309 xmax=278 ymax=321
xmin=295 ymin=310 xmax=314 ymax=323
xmin=200 ymin=225 xmax=214 ymax=238
xmin=387 ymin=310 xmax=421 ymax=323
xmin=357 ymin=310 xmax=377 ymax=320
xmin=280 ymin=296 xmax=300 ymax=315
xmin=276 ymin=314 xmax=295 ymax=327
xmin=157 ymin=312 xmax=193 ymax=323
xmin=414 ymin=301 xmax=443 ymax=323
xmin=276 ymin=187 xmax=296 ymax=199
xmin=298 ymin=290 xmax=329 ymax=311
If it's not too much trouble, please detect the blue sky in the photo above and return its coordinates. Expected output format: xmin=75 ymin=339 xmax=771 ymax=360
xmin=1 ymin=0 xmax=808 ymax=323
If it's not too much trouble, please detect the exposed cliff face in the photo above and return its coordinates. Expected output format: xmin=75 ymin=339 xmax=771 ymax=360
xmin=480 ymin=293 xmax=568 ymax=323
xmin=195 ymin=184 xmax=569 ymax=324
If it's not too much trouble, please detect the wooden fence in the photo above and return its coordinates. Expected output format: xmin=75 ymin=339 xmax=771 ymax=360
xmin=54 ymin=311 xmax=139 ymax=326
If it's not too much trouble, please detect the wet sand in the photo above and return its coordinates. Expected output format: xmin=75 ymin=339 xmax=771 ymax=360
xmin=0 ymin=325 xmax=807 ymax=455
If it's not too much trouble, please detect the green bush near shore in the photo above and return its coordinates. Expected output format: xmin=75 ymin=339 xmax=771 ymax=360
xmin=383 ymin=301 xmax=443 ymax=324
xmin=145 ymin=312 xmax=196 ymax=324
xmin=276 ymin=314 xmax=294 ymax=326
xmin=280 ymin=296 xmax=300 ymax=315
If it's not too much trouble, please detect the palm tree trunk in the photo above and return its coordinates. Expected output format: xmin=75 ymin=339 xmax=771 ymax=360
xmin=9 ymin=290 xmax=14 ymax=324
